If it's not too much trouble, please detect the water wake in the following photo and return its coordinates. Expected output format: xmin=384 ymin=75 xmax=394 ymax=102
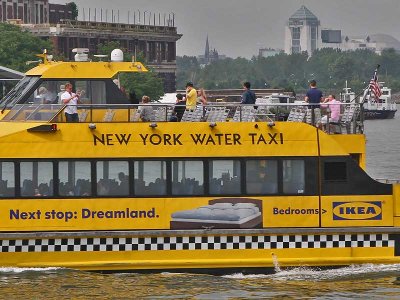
xmin=224 ymin=264 xmax=400 ymax=281
xmin=0 ymin=267 xmax=61 ymax=273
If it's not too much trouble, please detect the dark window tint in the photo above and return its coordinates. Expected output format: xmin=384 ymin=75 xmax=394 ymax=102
xmin=246 ymin=160 xmax=278 ymax=194
xmin=209 ymin=160 xmax=241 ymax=195
xmin=172 ymin=161 xmax=204 ymax=195
xmin=0 ymin=162 xmax=15 ymax=197
xmin=324 ymin=162 xmax=347 ymax=181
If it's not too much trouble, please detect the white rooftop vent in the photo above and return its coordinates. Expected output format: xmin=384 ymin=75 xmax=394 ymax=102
xmin=111 ymin=49 xmax=123 ymax=62
xmin=72 ymin=48 xmax=89 ymax=62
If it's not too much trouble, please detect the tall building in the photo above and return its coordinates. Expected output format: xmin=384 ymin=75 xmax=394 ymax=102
xmin=0 ymin=0 xmax=49 ymax=24
xmin=284 ymin=5 xmax=320 ymax=55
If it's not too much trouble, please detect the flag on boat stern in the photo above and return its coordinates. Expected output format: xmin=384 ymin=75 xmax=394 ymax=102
xmin=369 ymin=67 xmax=382 ymax=99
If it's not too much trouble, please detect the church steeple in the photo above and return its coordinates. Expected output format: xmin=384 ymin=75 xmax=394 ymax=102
xmin=205 ymin=35 xmax=210 ymax=59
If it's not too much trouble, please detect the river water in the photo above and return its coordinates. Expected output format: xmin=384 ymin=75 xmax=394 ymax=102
xmin=0 ymin=117 xmax=399 ymax=299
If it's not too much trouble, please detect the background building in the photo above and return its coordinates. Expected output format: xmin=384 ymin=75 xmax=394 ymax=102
xmin=284 ymin=5 xmax=320 ymax=55
xmin=0 ymin=0 xmax=181 ymax=92
xmin=198 ymin=36 xmax=226 ymax=65
xmin=258 ymin=48 xmax=283 ymax=58
xmin=285 ymin=5 xmax=400 ymax=56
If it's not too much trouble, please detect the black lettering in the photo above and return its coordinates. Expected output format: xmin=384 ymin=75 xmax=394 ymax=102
xmin=106 ymin=134 xmax=114 ymax=145
xmin=273 ymin=208 xmax=278 ymax=214
xmin=115 ymin=134 xmax=131 ymax=145
xmin=268 ymin=133 xmax=278 ymax=144
xmin=280 ymin=133 xmax=284 ymax=144
xmin=173 ymin=134 xmax=183 ymax=145
xmin=139 ymin=134 xmax=149 ymax=145
xmin=233 ymin=134 xmax=242 ymax=145
xmin=190 ymin=134 xmax=206 ymax=145
xmin=215 ymin=133 xmax=223 ymax=145
xmin=225 ymin=134 xmax=232 ymax=145
xmin=249 ymin=133 xmax=257 ymax=144
xmin=257 ymin=134 xmax=267 ymax=145
xmin=206 ymin=135 xmax=216 ymax=145
xmin=164 ymin=134 xmax=172 ymax=145
xmin=150 ymin=134 xmax=162 ymax=145
xmin=93 ymin=134 xmax=105 ymax=146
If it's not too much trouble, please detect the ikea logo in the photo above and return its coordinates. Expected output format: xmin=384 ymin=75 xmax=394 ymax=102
xmin=332 ymin=201 xmax=382 ymax=221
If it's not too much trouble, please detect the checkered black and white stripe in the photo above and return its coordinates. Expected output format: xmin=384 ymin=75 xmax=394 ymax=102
xmin=0 ymin=234 xmax=394 ymax=253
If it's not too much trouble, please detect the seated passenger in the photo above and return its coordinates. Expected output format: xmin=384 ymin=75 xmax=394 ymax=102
xmin=138 ymin=96 xmax=154 ymax=122
xmin=118 ymin=172 xmax=129 ymax=194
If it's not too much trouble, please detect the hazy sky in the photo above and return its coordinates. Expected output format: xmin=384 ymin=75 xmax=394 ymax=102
xmin=51 ymin=0 xmax=400 ymax=58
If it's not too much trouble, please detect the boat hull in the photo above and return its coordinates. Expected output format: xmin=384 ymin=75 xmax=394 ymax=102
xmin=1 ymin=228 xmax=400 ymax=273
xmin=364 ymin=109 xmax=397 ymax=120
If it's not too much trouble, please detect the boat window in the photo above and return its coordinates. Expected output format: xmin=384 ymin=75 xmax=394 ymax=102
xmin=0 ymin=76 xmax=40 ymax=108
xmin=0 ymin=162 xmax=15 ymax=197
xmin=172 ymin=161 xmax=204 ymax=195
xmin=209 ymin=160 xmax=241 ymax=195
xmin=283 ymin=160 xmax=305 ymax=194
xmin=59 ymin=161 xmax=91 ymax=196
xmin=27 ymin=81 xmax=60 ymax=105
xmin=246 ymin=160 xmax=278 ymax=194
xmin=134 ymin=161 xmax=167 ymax=196
xmin=96 ymin=161 xmax=129 ymax=196
xmin=20 ymin=162 xmax=53 ymax=197
xmin=324 ymin=162 xmax=347 ymax=181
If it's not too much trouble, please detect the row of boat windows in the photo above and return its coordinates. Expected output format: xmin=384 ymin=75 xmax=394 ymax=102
xmin=0 ymin=159 xmax=305 ymax=198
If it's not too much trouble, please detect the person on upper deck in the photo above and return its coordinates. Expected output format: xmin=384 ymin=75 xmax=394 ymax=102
xmin=320 ymin=94 xmax=341 ymax=131
xmin=185 ymin=82 xmax=197 ymax=110
xmin=139 ymin=95 xmax=154 ymax=122
xmin=197 ymin=88 xmax=208 ymax=105
xmin=61 ymin=83 xmax=81 ymax=122
xmin=241 ymin=82 xmax=256 ymax=105
xmin=305 ymin=80 xmax=323 ymax=108
xmin=172 ymin=93 xmax=186 ymax=122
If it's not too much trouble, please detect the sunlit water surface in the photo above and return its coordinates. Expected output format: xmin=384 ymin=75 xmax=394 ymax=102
xmin=1 ymin=117 xmax=400 ymax=299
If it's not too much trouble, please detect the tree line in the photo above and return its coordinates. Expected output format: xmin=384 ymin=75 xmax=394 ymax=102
xmin=177 ymin=48 xmax=400 ymax=95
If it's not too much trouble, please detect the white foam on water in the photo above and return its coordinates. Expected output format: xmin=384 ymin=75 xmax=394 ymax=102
xmin=0 ymin=267 xmax=61 ymax=273
xmin=223 ymin=264 xmax=400 ymax=281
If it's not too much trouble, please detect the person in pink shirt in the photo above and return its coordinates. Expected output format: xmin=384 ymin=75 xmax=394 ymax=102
xmin=320 ymin=94 xmax=341 ymax=131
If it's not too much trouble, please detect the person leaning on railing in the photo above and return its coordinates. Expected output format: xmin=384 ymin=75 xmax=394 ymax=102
xmin=320 ymin=94 xmax=341 ymax=131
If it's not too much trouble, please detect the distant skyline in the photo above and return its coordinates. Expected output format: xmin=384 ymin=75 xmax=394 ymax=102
xmin=51 ymin=0 xmax=400 ymax=58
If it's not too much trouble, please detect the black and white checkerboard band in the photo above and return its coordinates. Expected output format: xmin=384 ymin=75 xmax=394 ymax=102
xmin=0 ymin=234 xmax=394 ymax=253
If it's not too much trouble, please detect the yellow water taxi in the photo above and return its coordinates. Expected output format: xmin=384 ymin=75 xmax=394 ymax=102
xmin=0 ymin=49 xmax=399 ymax=274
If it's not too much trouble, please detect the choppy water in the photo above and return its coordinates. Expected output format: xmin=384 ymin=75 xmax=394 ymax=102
xmin=1 ymin=117 xmax=400 ymax=299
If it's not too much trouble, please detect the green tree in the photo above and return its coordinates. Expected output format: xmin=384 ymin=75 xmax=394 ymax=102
xmin=96 ymin=41 xmax=164 ymax=100
xmin=0 ymin=23 xmax=52 ymax=72
xmin=66 ymin=2 xmax=79 ymax=20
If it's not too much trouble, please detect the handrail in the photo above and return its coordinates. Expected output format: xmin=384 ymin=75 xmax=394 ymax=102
xmin=0 ymin=102 xmax=365 ymax=134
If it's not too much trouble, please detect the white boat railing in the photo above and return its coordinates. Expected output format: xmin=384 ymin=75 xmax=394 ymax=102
xmin=0 ymin=102 xmax=365 ymax=134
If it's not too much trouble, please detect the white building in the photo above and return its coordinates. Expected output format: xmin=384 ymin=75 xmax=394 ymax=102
xmin=285 ymin=6 xmax=400 ymax=55
xmin=284 ymin=5 xmax=320 ymax=55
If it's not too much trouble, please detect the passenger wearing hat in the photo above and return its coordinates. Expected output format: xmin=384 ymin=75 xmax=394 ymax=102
xmin=185 ymin=82 xmax=197 ymax=110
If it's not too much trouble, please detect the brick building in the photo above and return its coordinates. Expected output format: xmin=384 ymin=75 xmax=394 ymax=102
xmin=0 ymin=0 xmax=181 ymax=92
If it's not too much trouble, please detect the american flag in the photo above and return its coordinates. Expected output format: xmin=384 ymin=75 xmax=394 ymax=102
xmin=369 ymin=68 xmax=382 ymax=99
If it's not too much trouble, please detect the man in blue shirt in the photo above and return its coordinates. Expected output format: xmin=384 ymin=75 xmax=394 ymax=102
xmin=241 ymin=82 xmax=256 ymax=104
xmin=305 ymin=80 xmax=323 ymax=107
